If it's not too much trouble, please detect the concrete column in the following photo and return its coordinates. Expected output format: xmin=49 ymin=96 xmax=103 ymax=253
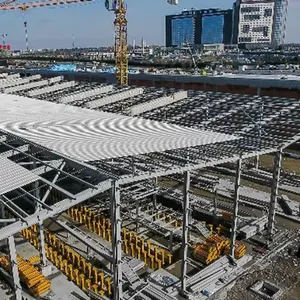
xmin=8 ymin=235 xmax=22 ymax=300
xmin=111 ymin=181 xmax=122 ymax=300
xmin=230 ymin=158 xmax=242 ymax=258
xmin=180 ymin=171 xmax=190 ymax=295
xmin=267 ymin=148 xmax=283 ymax=237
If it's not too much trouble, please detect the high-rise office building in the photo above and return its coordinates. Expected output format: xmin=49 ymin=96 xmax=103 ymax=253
xmin=165 ymin=9 xmax=233 ymax=47
xmin=235 ymin=0 xmax=288 ymax=46
xmin=273 ymin=0 xmax=288 ymax=45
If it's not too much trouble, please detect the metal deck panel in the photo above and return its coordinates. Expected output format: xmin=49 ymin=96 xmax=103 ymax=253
xmin=0 ymin=156 xmax=39 ymax=195
xmin=0 ymin=94 xmax=236 ymax=162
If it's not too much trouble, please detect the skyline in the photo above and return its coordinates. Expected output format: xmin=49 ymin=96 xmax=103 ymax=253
xmin=0 ymin=0 xmax=299 ymax=50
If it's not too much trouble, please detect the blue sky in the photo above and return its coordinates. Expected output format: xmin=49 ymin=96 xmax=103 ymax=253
xmin=0 ymin=0 xmax=299 ymax=50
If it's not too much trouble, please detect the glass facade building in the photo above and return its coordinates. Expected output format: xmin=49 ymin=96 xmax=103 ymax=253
xmin=201 ymin=15 xmax=225 ymax=44
xmin=171 ymin=17 xmax=195 ymax=46
xmin=273 ymin=0 xmax=288 ymax=46
xmin=166 ymin=9 xmax=233 ymax=47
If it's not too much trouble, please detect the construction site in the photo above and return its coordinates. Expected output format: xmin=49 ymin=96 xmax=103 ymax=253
xmin=0 ymin=72 xmax=299 ymax=300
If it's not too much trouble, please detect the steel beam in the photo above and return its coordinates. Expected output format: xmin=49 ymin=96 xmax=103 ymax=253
xmin=53 ymin=219 xmax=113 ymax=262
xmin=118 ymin=148 xmax=277 ymax=185
xmin=230 ymin=158 xmax=242 ymax=258
xmin=18 ymin=187 xmax=53 ymax=211
xmin=0 ymin=180 xmax=112 ymax=241
xmin=8 ymin=235 xmax=22 ymax=300
xmin=41 ymin=162 xmax=66 ymax=203
xmin=267 ymin=148 xmax=283 ymax=237
xmin=111 ymin=181 xmax=122 ymax=300
xmin=38 ymin=177 xmax=76 ymax=200
xmin=180 ymin=171 xmax=190 ymax=295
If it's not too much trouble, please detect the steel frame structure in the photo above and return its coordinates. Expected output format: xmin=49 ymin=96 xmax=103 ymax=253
xmin=1 ymin=76 xmax=300 ymax=299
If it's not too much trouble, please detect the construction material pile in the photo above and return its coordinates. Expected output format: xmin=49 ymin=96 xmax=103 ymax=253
xmin=19 ymin=226 xmax=112 ymax=297
xmin=193 ymin=234 xmax=246 ymax=265
xmin=0 ymin=255 xmax=51 ymax=297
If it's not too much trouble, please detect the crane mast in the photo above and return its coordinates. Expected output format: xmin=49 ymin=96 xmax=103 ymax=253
xmin=114 ymin=0 xmax=128 ymax=86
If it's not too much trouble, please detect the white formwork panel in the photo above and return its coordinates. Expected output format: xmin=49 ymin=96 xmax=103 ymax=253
xmin=27 ymin=80 xmax=77 ymax=97
xmin=0 ymin=75 xmax=42 ymax=89
xmin=58 ymin=85 xmax=114 ymax=104
xmin=129 ymin=90 xmax=188 ymax=116
xmin=0 ymin=94 xmax=236 ymax=162
xmin=86 ymin=87 xmax=144 ymax=109
xmin=4 ymin=76 xmax=63 ymax=94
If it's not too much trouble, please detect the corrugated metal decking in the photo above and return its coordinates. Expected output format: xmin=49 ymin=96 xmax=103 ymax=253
xmin=0 ymin=94 xmax=237 ymax=162
xmin=0 ymin=156 xmax=39 ymax=195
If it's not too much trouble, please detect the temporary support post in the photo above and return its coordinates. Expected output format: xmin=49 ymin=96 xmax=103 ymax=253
xmin=230 ymin=158 xmax=242 ymax=258
xmin=111 ymin=181 xmax=122 ymax=300
xmin=267 ymin=148 xmax=283 ymax=237
xmin=8 ymin=235 xmax=22 ymax=300
xmin=180 ymin=171 xmax=190 ymax=295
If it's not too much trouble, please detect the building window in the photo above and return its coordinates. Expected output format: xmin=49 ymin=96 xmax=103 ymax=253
xmin=264 ymin=8 xmax=272 ymax=17
xmin=201 ymin=14 xmax=224 ymax=44
xmin=241 ymin=6 xmax=260 ymax=13
xmin=171 ymin=17 xmax=195 ymax=46
xmin=244 ymin=14 xmax=260 ymax=21
xmin=242 ymin=24 xmax=250 ymax=33
xmin=239 ymin=37 xmax=252 ymax=43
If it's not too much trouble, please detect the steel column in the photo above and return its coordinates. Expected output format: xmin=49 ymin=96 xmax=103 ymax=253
xmin=32 ymin=157 xmax=48 ymax=269
xmin=255 ymin=154 xmax=259 ymax=169
xmin=267 ymin=148 xmax=283 ymax=237
xmin=0 ymin=201 xmax=5 ymax=227
xmin=8 ymin=235 xmax=22 ymax=300
xmin=38 ymin=223 xmax=47 ymax=268
xmin=230 ymin=158 xmax=242 ymax=258
xmin=111 ymin=181 xmax=122 ymax=300
xmin=180 ymin=171 xmax=190 ymax=294
xmin=153 ymin=177 xmax=158 ymax=209
xmin=135 ymin=198 xmax=139 ymax=233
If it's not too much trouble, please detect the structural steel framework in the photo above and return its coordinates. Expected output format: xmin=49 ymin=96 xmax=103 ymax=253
xmin=1 ymin=75 xmax=300 ymax=300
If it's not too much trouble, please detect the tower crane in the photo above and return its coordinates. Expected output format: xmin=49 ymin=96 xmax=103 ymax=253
xmin=0 ymin=0 xmax=179 ymax=85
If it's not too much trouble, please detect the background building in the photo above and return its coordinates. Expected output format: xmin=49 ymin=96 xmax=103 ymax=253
xmin=235 ymin=0 xmax=288 ymax=47
xmin=165 ymin=9 xmax=233 ymax=47
xmin=272 ymin=0 xmax=288 ymax=46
